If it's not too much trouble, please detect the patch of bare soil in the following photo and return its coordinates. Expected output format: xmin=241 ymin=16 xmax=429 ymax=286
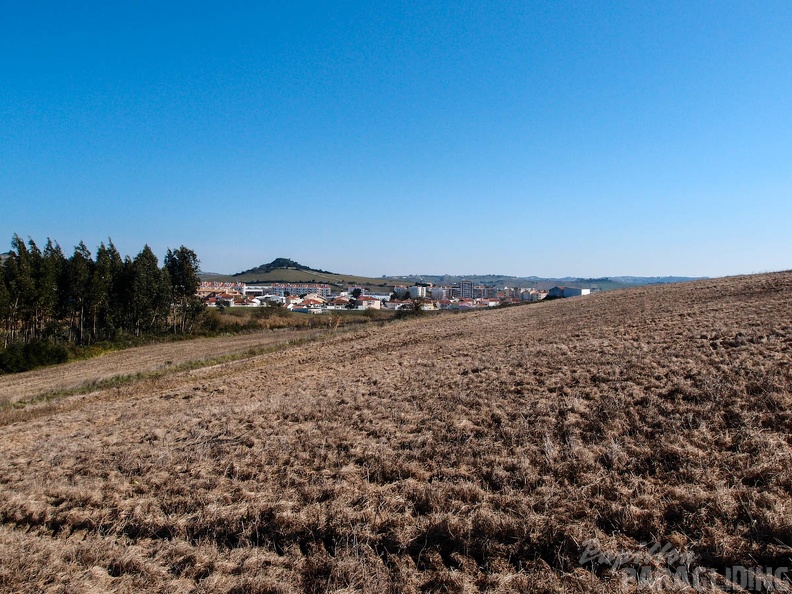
xmin=1 ymin=273 xmax=791 ymax=593
xmin=0 ymin=329 xmax=328 ymax=404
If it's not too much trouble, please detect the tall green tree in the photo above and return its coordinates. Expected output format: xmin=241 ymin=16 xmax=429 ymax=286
xmin=113 ymin=255 xmax=135 ymax=334
xmin=130 ymin=245 xmax=171 ymax=336
xmin=26 ymin=238 xmax=44 ymax=339
xmin=39 ymin=239 xmax=65 ymax=340
xmin=164 ymin=246 xmax=202 ymax=333
xmin=0 ymin=264 xmax=10 ymax=347
xmin=4 ymin=235 xmax=36 ymax=342
xmin=104 ymin=240 xmax=125 ymax=334
xmin=91 ymin=242 xmax=119 ymax=340
xmin=65 ymin=243 xmax=93 ymax=343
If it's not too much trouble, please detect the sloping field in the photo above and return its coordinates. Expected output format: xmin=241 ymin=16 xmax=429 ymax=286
xmin=1 ymin=273 xmax=791 ymax=593
xmin=0 ymin=329 xmax=330 ymax=405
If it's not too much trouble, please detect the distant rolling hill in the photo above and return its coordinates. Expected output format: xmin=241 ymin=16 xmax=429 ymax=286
xmin=201 ymin=258 xmax=407 ymax=289
xmin=234 ymin=258 xmax=336 ymax=278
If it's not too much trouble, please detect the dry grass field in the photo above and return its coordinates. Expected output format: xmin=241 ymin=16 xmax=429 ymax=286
xmin=0 ymin=328 xmax=331 ymax=405
xmin=1 ymin=272 xmax=791 ymax=593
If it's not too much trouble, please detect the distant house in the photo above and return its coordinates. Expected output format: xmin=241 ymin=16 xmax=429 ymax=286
xmin=328 ymin=297 xmax=350 ymax=309
xmin=217 ymin=292 xmax=238 ymax=307
xmin=257 ymin=294 xmax=286 ymax=305
xmin=384 ymin=299 xmax=411 ymax=310
xmin=302 ymin=298 xmax=325 ymax=307
xmin=355 ymin=296 xmax=381 ymax=310
xmin=521 ymin=289 xmax=548 ymax=302
xmin=457 ymin=299 xmax=478 ymax=310
xmin=197 ymin=282 xmax=244 ymax=298
xmin=436 ymin=299 xmax=454 ymax=310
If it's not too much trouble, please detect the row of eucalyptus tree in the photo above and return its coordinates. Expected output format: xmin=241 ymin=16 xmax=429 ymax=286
xmin=0 ymin=235 xmax=202 ymax=348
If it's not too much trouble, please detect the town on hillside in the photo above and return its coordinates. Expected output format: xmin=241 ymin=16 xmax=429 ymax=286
xmin=196 ymin=280 xmax=592 ymax=313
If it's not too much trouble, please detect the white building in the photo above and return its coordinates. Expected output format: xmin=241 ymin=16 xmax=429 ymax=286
xmin=253 ymin=294 xmax=286 ymax=306
xmin=562 ymin=287 xmax=591 ymax=298
xmin=266 ymin=283 xmax=332 ymax=297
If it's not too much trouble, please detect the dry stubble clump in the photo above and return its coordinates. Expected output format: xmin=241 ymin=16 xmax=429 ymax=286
xmin=1 ymin=272 xmax=791 ymax=593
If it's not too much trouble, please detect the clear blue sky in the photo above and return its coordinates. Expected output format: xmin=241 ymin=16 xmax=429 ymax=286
xmin=2 ymin=1 xmax=790 ymax=278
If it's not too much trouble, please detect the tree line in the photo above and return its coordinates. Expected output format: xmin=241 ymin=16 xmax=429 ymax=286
xmin=0 ymin=235 xmax=203 ymax=370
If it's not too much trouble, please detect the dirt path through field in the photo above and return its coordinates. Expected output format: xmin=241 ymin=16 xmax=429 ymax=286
xmin=0 ymin=329 xmax=328 ymax=404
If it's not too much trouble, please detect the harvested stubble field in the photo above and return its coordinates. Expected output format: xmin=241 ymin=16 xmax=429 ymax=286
xmin=1 ymin=272 xmax=791 ymax=593
xmin=0 ymin=328 xmax=331 ymax=405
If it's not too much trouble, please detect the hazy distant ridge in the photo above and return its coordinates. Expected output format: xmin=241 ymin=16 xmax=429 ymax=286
xmin=607 ymin=276 xmax=707 ymax=284
xmin=385 ymin=273 xmax=706 ymax=289
xmin=205 ymin=259 xmax=705 ymax=291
